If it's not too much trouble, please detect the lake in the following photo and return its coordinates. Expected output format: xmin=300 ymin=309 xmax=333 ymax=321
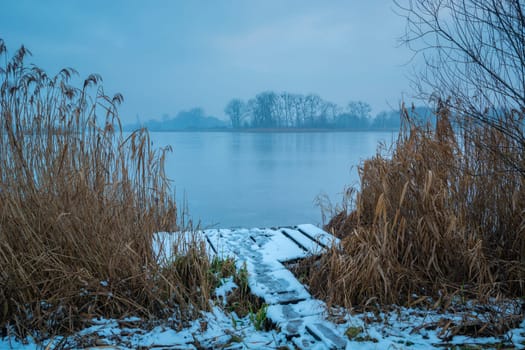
xmin=150 ymin=131 xmax=396 ymax=228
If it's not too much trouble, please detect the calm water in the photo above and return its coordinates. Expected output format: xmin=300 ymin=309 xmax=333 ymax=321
xmin=150 ymin=131 xmax=395 ymax=228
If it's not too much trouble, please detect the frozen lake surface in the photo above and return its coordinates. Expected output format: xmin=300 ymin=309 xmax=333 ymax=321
xmin=151 ymin=131 xmax=395 ymax=228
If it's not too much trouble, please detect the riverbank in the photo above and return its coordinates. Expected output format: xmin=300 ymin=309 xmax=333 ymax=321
xmin=4 ymin=300 xmax=523 ymax=349
xmin=122 ymin=127 xmax=400 ymax=133
xmin=3 ymin=226 xmax=524 ymax=349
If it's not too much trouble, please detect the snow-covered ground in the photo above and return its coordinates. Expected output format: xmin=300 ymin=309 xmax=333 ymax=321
xmin=2 ymin=226 xmax=524 ymax=349
xmin=3 ymin=297 xmax=524 ymax=349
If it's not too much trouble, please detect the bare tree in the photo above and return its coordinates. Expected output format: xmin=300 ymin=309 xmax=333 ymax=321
xmin=225 ymin=99 xmax=245 ymax=129
xmin=396 ymin=0 xmax=525 ymax=174
xmin=252 ymin=91 xmax=278 ymax=128
xmin=279 ymin=92 xmax=297 ymax=127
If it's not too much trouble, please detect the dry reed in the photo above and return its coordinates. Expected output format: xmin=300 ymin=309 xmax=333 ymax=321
xmin=0 ymin=41 xmax=212 ymax=340
xmin=306 ymin=103 xmax=525 ymax=309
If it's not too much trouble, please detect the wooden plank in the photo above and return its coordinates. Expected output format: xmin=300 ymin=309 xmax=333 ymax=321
xmin=297 ymin=224 xmax=340 ymax=248
xmin=306 ymin=322 xmax=348 ymax=349
xmin=279 ymin=316 xmax=336 ymax=350
xmin=248 ymin=268 xmax=311 ymax=304
xmin=205 ymin=229 xmax=239 ymax=258
xmin=267 ymin=299 xmax=324 ymax=323
xmin=247 ymin=228 xmax=273 ymax=247
xmin=292 ymin=332 xmax=325 ymax=350
xmin=281 ymin=228 xmax=324 ymax=254
xmin=257 ymin=229 xmax=308 ymax=262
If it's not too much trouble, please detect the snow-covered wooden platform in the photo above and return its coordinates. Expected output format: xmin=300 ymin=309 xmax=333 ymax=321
xmin=204 ymin=224 xmax=349 ymax=349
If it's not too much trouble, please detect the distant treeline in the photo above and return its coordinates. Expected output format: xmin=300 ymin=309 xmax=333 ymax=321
xmin=125 ymin=91 xmax=434 ymax=131
xmin=225 ymin=91 xmax=432 ymax=130
xmin=125 ymin=108 xmax=228 ymax=131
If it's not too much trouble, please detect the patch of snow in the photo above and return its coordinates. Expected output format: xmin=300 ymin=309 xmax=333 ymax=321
xmin=131 ymin=326 xmax=194 ymax=348
xmin=214 ymin=276 xmax=237 ymax=305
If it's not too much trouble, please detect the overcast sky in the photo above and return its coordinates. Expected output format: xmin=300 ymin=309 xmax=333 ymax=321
xmin=1 ymin=0 xmax=416 ymax=123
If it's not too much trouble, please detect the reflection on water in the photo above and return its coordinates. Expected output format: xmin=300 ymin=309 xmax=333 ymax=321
xmin=150 ymin=131 xmax=395 ymax=228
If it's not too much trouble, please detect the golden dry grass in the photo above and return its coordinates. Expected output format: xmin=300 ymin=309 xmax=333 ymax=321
xmin=306 ymin=103 xmax=525 ymax=309
xmin=0 ymin=41 xmax=212 ymax=339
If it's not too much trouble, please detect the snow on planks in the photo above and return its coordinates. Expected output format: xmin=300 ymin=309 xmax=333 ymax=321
xmin=203 ymin=225 xmax=348 ymax=350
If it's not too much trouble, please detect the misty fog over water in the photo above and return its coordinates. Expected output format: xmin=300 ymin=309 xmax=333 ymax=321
xmin=151 ymin=131 xmax=395 ymax=228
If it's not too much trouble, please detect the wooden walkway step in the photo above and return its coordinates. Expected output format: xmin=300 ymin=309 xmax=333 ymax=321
xmin=203 ymin=225 xmax=347 ymax=350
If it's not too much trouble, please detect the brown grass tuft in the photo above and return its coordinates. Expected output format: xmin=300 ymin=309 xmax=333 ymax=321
xmin=0 ymin=40 xmax=212 ymax=340
xmin=306 ymin=103 xmax=525 ymax=308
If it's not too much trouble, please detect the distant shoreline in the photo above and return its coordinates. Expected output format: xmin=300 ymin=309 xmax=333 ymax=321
xmin=125 ymin=128 xmax=400 ymax=133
